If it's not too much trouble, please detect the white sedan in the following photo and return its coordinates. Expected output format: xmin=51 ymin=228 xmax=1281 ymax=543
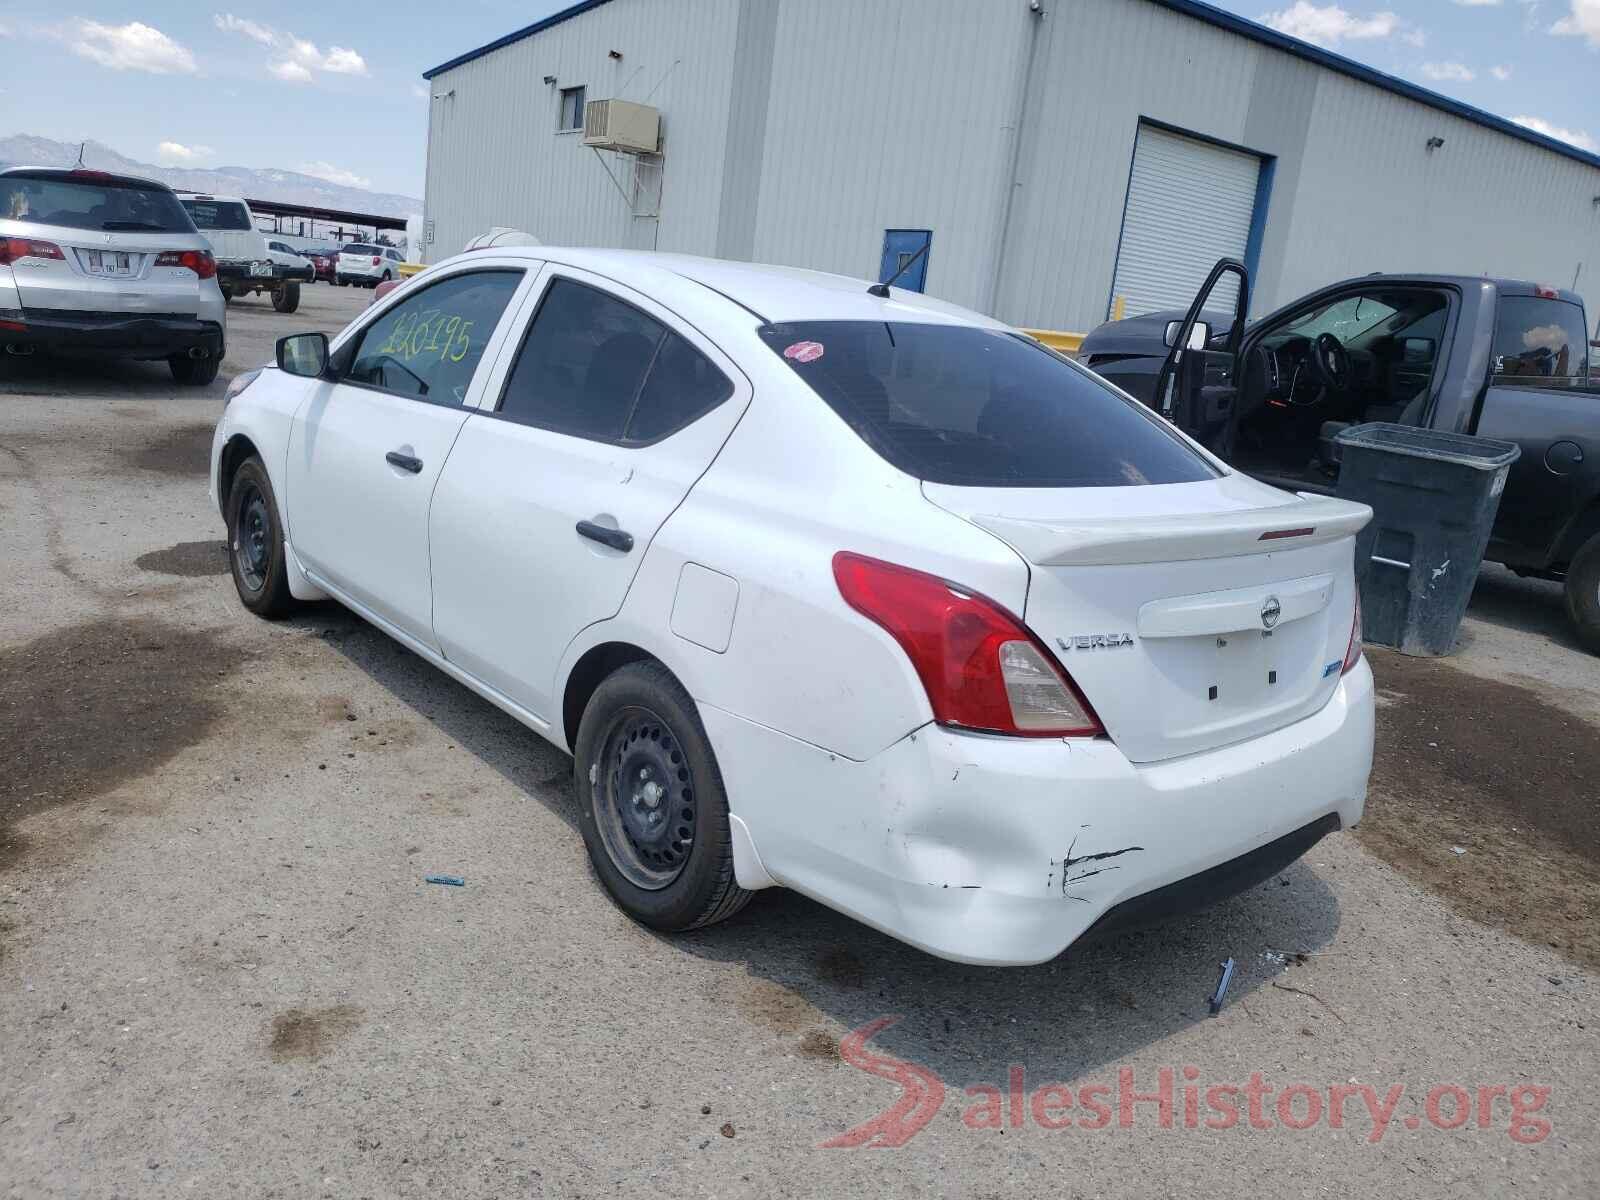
xmin=211 ymin=248 xmax=1374 ymax=966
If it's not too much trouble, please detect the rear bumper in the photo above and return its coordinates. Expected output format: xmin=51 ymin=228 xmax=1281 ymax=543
xmin=217 ymin=262 xmax=307 ymax=286
xmin=2 ymin=311 xmax=224 ymax=360
xmin=702 ymin=657 xmax=1374 ymax=966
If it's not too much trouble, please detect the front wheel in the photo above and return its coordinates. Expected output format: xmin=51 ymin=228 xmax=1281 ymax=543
xmin=574 ymin=662 xmax=753 ymax=932
xmin=272 ymin=281 xmax=301 ymax=313
xmin=225 ymin=455 xmax=296 ymax=618
xmin=1563 ymin=532 xmax=1600 ymax=654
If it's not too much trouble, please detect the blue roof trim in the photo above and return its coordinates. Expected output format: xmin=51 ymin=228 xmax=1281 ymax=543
xmin=423 ymin=0 xmax=617 ymax=79
xmin=1148 ymin=0 xmax=1600 ymax=172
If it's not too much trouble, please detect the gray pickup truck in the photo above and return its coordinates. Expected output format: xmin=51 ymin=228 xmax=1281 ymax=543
xmin=1079 ymin=269 xmax=1600 ymax=650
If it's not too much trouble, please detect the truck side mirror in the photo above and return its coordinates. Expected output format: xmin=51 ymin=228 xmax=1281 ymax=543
xmin=1164 ymin=320 xmax=1211 ymax=350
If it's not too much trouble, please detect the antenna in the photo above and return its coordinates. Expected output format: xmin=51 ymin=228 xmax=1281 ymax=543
xmin=74 ymin=141 xmax=87 ymax=169
xmin=867 ymin=240 xmax=930 ymax=298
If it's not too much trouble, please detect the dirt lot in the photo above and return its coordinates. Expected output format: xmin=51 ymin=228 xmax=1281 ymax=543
xmin=1 ymin=284 xmax=1596 ymax=1196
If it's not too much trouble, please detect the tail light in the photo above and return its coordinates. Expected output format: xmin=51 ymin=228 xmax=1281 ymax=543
xmin=155 ymin=249 xmax=217 ymax=279
xmin=0 ymin=237 xmax=65 ymax=266
xmin=832 ymin=552 xmax=1103 ymax=737
xmin=371 ymin=255 xmax=381 ymax=266
xmin=1342 ymin=591 xmax=1363 ymax=674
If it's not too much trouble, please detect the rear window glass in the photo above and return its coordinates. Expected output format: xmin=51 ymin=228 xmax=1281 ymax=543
xmin=179 ymin=200 xmax=251 ymax=231
xmin=758 ymin=321 xmax=1219 ymax=487
xmin=1492 ymin=297 xmax=1589 ymax=382
xmin=342 ymin=244 xmax=379 ymax=255
xmin=3 ymin=173 xmax=194 ymax=233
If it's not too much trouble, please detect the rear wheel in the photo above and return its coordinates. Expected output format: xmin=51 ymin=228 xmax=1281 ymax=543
xmin=169 ymin=351 xmax=221 ymax=386
xmin=225 ymin=455 xmax=295 ymax=618
xmin=219 ymin=281 xmax=234 ymax=303
xmin=574 ymin=662 xmax=753 ymax=932
xmin=272 ymin=281 xmax=301 ymax=313
xmin=1563 ymin=533 xmax=1600 ymax=654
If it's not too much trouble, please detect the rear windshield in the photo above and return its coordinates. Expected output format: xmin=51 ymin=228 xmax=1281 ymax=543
xmin=1492 ymin=297 xmax=1590 ymax=382
xmin=2 ymin=173 xmax=194 ymax=233
xmin=759 ymin=321 xmax=1219 ymax=487
xmin=180 ymin=200 xmax=252 ymax=231
xmin=342 ymin=244 xmax=379 ymax=255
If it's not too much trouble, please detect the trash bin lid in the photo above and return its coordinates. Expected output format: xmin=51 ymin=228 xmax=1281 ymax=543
xmin=1333 ymin=422 xmax=1520 ymax=469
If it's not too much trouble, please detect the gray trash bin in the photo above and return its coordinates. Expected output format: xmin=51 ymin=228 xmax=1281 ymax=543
xmin=1334 ymin=422 xmax=1520 ymax=657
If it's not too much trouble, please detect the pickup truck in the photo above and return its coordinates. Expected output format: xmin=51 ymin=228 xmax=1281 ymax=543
xmin=174 ymin=192 xmax=304 ymax=314
xmin=1078 ymin=268 xmax=1600 ymax=650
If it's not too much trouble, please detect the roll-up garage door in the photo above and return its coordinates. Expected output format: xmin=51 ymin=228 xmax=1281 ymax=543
xmin=1109 ymin=124 xmax=1264 ymax=319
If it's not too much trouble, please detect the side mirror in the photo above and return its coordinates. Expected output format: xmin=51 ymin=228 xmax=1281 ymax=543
xmin=1400 ymin=336 xmax=1436 ymax=364
xmin=1164 ymin=320 xmax=1210 ymax=350
xmin=277 ymin=332 xmax=329 ymax=378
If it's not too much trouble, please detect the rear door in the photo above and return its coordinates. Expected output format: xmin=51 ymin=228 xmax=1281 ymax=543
xmin=285 ymin=264 xmax=533 ymax=646
xmin=429 ymin=265 xmax=751 ymax=722
xmin=1472 ymin=294 xmax=1598 ymax=562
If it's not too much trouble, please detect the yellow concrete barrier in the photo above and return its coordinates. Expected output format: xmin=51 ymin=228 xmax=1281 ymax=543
xmin=1021 ymin=328 xmax=1086 ymax=354
xmin=397 ymin=262 xmax=427 ymax=279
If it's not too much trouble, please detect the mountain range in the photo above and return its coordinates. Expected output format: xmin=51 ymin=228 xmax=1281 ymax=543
xmin=0 ymin=135 xmax=421 ymax=219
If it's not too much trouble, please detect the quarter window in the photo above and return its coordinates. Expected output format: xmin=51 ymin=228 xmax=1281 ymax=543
xmin=1492 ymin=297 xmax=1589 ymax=383
xmin=343 ymin=270 xmax=522 ymax=405
xmin=496 ymin=277 xmax=732 ymax=444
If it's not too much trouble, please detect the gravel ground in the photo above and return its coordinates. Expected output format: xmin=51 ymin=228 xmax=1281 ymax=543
xmin=1 ymin=284 xmax=1595 ymax=1197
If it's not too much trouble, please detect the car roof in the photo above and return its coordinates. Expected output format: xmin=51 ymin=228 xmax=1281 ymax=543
xmin=2 ymin=165 xmax=174 ymax=191
xmin=462 ymin=247 xmax=1010 ymax=329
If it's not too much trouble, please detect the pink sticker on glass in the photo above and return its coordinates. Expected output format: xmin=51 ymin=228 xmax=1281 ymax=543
xmin=783 ymin=340 xmax=825 ymax=363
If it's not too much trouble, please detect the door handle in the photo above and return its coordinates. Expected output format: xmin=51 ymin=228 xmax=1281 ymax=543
xmin=385 ymin=450 xmax=423 ymax=474
xmin=576 ymin=519 xmax=634 ymax=553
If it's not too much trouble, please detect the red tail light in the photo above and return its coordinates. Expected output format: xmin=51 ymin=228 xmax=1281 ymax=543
xmin=155 ymin=249 xmax=217 ymax=279
xmin=372 ymin=255 xmax=381 ymax=266
xmin=0 ymin=237 xmax=65 ymax=265
xmin=832 ymin=552 xmax=1103 ymax=737
xmin=1342 ymin=591 xmax=1363 ymax=674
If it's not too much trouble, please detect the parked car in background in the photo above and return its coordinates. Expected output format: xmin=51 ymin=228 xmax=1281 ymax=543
xmin=210 ymin=248 xmax=1374 ymax=966
xmin=0 ymin=166 xmax=225 ymax=385
xmin=336 ymin=243 xmax=404 ymax=288
xmin=1080 ymin=270 xmax=1600 ymax=650
xmin=266 ymin=240 xmax=317 ymax=286
xmin=296 ymin=248 xmax=336 ymax=283
xmin=176 ymin=192 xmax=301 ymax=314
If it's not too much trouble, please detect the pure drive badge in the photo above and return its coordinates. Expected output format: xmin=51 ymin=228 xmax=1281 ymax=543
xmin=1057 ymin=633 xmax=1136 ymax=651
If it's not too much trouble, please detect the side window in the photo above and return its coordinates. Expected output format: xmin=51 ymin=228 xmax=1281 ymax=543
xmin=628 ymin=333 xmax=734 ymax=442
xmin=1492 ymin=298 xmax=1589 ymax=383
xmin=498 ymin=278 xmax=664 ymax=440
xmin=343 ymin=270 xmax=522 ymax=405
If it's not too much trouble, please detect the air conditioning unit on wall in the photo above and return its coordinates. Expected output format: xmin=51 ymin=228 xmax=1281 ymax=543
xmin=583 ymin=99 xmax=660 ymax=154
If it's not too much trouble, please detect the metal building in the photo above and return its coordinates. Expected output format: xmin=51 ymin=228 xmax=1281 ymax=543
xmin=421 ymin=0 xmax=1600 ymax=333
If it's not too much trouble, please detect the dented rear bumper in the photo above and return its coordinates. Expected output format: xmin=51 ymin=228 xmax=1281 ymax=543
xmin=702 ymin=658 xmax=1373 ymax=966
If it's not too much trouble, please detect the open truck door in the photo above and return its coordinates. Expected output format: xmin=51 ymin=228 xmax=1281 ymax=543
xmin=1150 ymin=257 xmax=1250 ymax=459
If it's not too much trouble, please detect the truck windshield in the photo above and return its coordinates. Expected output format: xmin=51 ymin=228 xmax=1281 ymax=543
xmin=758 ymin=321 xmax=1219 ymax=488
xmin=2 ymin=173 xmax=194 ymax=233
xmin=180 ymin=200 xmax=252 ymax=231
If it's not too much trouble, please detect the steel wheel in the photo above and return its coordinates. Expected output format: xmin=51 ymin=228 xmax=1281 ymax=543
xmin=594 ymin=706 xmax=698 ymax=890
xmin=232 ymin=480 xmax=271 ymax=594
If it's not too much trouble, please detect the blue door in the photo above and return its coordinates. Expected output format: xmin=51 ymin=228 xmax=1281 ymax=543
xmin=879 ymin=229 xmax=931 ymax=293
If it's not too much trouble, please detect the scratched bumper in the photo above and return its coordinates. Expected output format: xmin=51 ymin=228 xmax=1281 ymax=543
xmin=701 ymin=657 xmax=1372 ymax=966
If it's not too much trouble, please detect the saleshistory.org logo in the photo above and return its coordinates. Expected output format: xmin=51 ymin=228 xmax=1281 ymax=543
xmin=819 ymin=1018 xmax=1553 ymax=1148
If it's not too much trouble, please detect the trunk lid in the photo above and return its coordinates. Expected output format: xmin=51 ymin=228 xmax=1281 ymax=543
xmin=925 ymin=473 xmax=1371 ymax=763
xmin=6 ymin=222 xmax=208 ymax=317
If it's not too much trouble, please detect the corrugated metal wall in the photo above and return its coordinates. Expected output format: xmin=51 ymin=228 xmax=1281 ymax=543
xmin=422 ymin=0 xmax=740 ymax=262
xmin=424 ymin=0 xmax=1600 ymax=332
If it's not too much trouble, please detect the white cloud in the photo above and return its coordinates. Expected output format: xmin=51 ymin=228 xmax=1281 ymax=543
xmin=298 ymin=160 xmax=372 ymax=189
xmin=156 ymin=140 xmax=215 ymax=165
xmin=411 ymin=83 xmax=429 ymax=100
xmin=1259 ymin=3 xmax=1405 ymax=45
xmin=213 ymin=13 xmax=370 ymax=81
xmin=1452 ymin=0 xmax=1502 ymax=6
xmin=68 ymin=19 xmax=197 ymax=74
xmin=1550 ymin=0 xmax=1600 ymax=45
xmin=1490 ymin=63 xmax=1513 ymax=78
xmin=1511 ymin=114 xmax=1599 ymax=151
xmin=213 ymin=13 xmax=274 ymax=45
xmin=1401 ymin=27 xmax=1428 ymax=45
xmin=1421 ymin=61 xmax=1476 ymax=80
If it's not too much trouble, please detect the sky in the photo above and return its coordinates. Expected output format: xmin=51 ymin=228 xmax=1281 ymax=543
xmin=0 ymin=1 xmax=1594 ymax=199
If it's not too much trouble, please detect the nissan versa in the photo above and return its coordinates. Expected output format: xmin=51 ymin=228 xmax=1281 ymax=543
xmin=211 ymin=248 xmax=1375 ymax=965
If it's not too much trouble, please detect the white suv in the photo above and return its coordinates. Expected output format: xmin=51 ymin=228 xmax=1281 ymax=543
xmin=335 ymin=243 xmax=404 ymax=288
xmin=176 ymin=192 xmax=302 ymax=313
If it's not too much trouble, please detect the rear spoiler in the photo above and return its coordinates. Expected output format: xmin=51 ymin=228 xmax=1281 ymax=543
xmin=972 ymin=493 xmax=1372 ymax=567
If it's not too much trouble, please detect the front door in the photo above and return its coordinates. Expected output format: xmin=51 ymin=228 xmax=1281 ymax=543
xmin=284 ymin=265 xmax=530 ymax=647
xmin=1154 ymin=257 xmax=1250 ymax=456
xmin=879 ymin=230 xmax=931 ymax=293
xmin=429 ymin=266 xmax=750 ymax=723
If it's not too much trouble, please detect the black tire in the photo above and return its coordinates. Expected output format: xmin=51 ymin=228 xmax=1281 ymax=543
xmin=169 ymin=351 xmax=221 ymax=386
xmin=380 ymin=270 xmax=392 ymax=283
xmin=574 ymin=661 xmax=753 ymax=932
xmin=225 ymin=455 xmax=296 ymax=619
xmin=272 ymin=281 xmax=301 ymax=313
xmin=219 ymin=281 xmax=234 ymax=303
xmin=1563 ymin=533 xmax=1600 ymax=654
